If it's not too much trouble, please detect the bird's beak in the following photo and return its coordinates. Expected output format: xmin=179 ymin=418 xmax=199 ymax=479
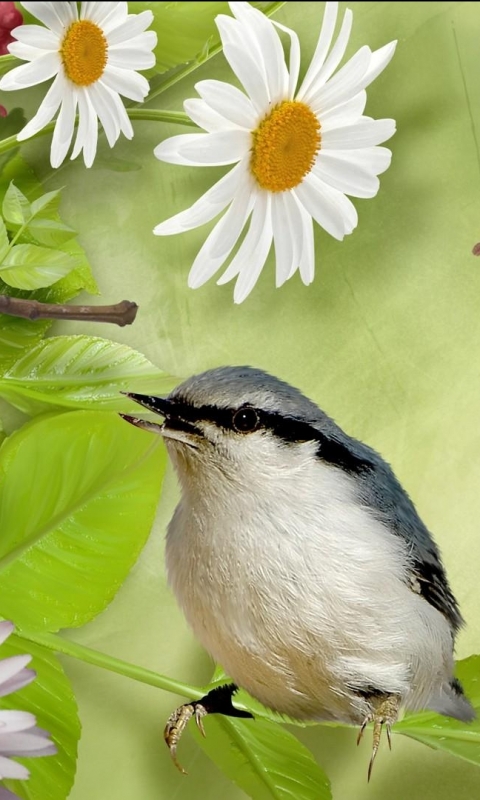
xmin=120 ymin=393 xmax=171 ymax=435
xmin=120 ymin=393 xmax=200 ymax=447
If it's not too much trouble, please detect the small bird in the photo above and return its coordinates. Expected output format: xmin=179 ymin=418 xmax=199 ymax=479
xmin=122 ymin=366 xmax=474 ymax=778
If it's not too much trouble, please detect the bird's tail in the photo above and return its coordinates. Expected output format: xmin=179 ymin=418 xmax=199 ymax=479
xmin=430 ymin=678 xmax=476 ymax=722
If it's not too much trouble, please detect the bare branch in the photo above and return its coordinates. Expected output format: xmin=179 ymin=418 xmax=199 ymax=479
xmin=0 ymin=297 xmax=138 ymax=327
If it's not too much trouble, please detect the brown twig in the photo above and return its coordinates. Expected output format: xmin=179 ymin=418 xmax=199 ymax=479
xmin=0 ymin=296 xmax=138 ymax=327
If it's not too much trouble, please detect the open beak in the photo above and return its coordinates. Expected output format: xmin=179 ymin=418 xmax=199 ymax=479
xmin=120 ymin=393 xmax=200 ymax=447
xmin=120 ymin=393 xmax=170 ymax=435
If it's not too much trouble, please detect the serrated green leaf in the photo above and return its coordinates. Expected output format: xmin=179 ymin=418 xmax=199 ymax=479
xmin=0 ymin=335 xmax=176 ymax=414
xmin=2 ymin=182 xmax=31 ymax=226
xmin=0 ymin=316 xmax=50 ymax=373
xmin=191 ymin=714 xmax=331 ymax=800
xmin=0 ymin=244 xmax=77 ymax=290
xmin=21 ymin=219 xmax=77 ymax=248
xmin=0 ymin=632 xmax=79 ymax=800
xmin=396 ymin=656 xmax=480 ymax=766
xmin=30 ymin=190 xmax=62 ymax=219
xmin=0 ymin=410 xmax=166 ymax=632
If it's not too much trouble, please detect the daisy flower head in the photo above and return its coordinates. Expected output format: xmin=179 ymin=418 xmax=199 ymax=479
xmin=154 ymin=1 xmax=397 ymax=303
xmin=0 ymin=621 xmax=56 ymax=795
xmin=0 ymin=2 xmax=157 ymax=168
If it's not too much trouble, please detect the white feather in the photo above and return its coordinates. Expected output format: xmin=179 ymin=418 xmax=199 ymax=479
xmin=165 ymin=427 xmax=454 ymax=724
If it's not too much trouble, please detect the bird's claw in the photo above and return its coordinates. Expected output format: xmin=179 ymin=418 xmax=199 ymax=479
xmin=164 ymin=701 xmax=208 ymax=774
xmin=357 ymin=693 xmax=400 ymax=781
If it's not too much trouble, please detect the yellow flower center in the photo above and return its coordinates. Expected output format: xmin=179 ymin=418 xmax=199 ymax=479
xmin=251 ymin=101 xmax=321 ymax=192
xmin=61 ymin=20 xmax=107 ymax=86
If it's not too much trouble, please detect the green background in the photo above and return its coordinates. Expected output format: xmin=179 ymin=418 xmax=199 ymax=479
xmin=2 ymin=1 xmax=480 ymax=798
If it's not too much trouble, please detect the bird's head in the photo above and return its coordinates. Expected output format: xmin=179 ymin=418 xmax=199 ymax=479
xmin=121 ymin=366 xmax=328 ymax=493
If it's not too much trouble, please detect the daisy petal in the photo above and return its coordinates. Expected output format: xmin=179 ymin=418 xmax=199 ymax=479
xmin=154 ymin=161 xmax=245 ymax=236
xmin=0 ymin=754 xmax=29 ymax=779
xmin=107 ymin=43 xmax=156 ymax=71
xmin=0 ymin=51 xmax=59 ymax=89
xmin=84 ymin=1 xmax=128 ymax=31
xmin=230 ymin=2 xmax=288 ymax=103
xmin=184 ymin=99 xmax=238 ymax=133
xmin=73 ymin=89 xmax=98 ymax=167
xmin=155 ymin=131 xmax=249 ymax=167
xmin=0 ymin=730 xmax=56 ymax=756
xmin=195 ymin=80 xmax=256 ymax=129
xmin=314 ymin=152 xmax=380 ymax=198
xmin=320 ymin=91 xmax=367 ymax=130
xmin=218 ymin=192 xmax=267 ymax=286
xmin=321 ymin=118 xmax=396 ymax=149
xmin=8 ymin=41 xmax=50 ymax=61
xmin=101 ymin=66 xmax=149 ymax=102
xmin=16 ymin=72 xmax=64 ymax=140
xmin=294 ymin=172 xmax=357 ymax=240
xmin=20 ymin=2 xmax=73 ymax=34
xmin=0 ymin=711 xmax=36 ymax=733
xmin=307 ymin=45 xmax=371 ymax=113
xmin=271 ymin=192 xmax=303 ymax=287
xmin=103 ymin=88 xmax=133 ymax=139
xmin=0 ymin=655 xmax=31 ymax=686
xmin=272 ymin=20 xmax=301 ymax=99
xmin=105 ymin=10 xmax=154 ymax=45
xmin=216 ymin=16 xmax=269 ymax=113
xmin=50 ymin=87 xmax=77 ymax=167
xmin=10 ymin=24 xmax=58 ymax=50
xmin=0 ymin=669 xmax=36 ymax=698
xmin=188 ymin=174 xmax=255 ymax=287
xmin=302 ymin=7 xmax=353 ymax=99
xmin=298 ymin=202 xmax=315 ymax=285
xmin=88 ymin=82 xmax=120 ymax=147
xmin=0 ymin=623 xmax=13 ymax=646
xmin=231 ymin=194 xmax=273 ymax=303
xmin=363 ymin=41 xmax=397 ymax=88
xmin=298 ymin=0 xmax=338 ymax=99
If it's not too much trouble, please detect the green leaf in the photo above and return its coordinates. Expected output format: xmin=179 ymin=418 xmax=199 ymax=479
xmin=2 ymin=182 xmax=31 ymax=226
xmin=191 ymin=715 xmax=331 ymax=800
xmin=30 ymin=190 xmax=62 ymax=219
xmin=0 ymin=410 xmax=167 ymax=631
xmin=0 ymin=632 xmax=79 ymax=800
xmin=0 ymin=243 xmax=77 ymax=289
xmin=396 ymin=656 xmax=480 ymax=766
xmin=0 ymin=335 xmax=176 ymax=414
xmin=21 ymin=219 xmax=77 ymax=248
xmin=0 ymin=216 xmax=9 ymax=262
xmin=0 ymin=316 xmax=50 ymax=373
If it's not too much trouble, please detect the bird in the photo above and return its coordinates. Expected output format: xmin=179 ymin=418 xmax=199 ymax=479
xmin=121 ymin=365 xmax=474 ymax=778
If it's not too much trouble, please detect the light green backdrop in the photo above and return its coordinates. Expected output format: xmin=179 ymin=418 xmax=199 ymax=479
xmin=3 ymin=2 xmax=480 ymax=798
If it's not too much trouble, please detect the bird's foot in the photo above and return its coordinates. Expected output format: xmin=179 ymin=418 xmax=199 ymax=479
xmin=164 ymin=683 xmax=253 ymax=773
xmin=357 ymin=693 xmax=401 ymax=781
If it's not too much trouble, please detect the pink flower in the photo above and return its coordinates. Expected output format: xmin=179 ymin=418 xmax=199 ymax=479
xmin=0 ymin=106 xmax=6 ymax=117
xmin=0 ymin=2 xmax=23 ymax=56
xmin=0 ymin=622 xmax=56 ymax=795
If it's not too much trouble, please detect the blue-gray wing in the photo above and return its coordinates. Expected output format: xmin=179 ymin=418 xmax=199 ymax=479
xmin=313 ymin=423 xmax=463 ymax=634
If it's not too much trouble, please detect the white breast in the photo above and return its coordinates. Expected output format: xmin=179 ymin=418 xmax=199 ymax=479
xmin=165 ymin=437 xmax=453 ymax=723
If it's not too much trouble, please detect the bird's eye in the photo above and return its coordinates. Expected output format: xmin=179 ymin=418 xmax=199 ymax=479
xmin=232 ymin=406 xmax=259 ymax=433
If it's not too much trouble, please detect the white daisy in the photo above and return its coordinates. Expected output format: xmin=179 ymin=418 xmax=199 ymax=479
xmin=0 ymin=621 xmax=56 ymax=787
xmin=0 ymin=2 xmax=157 ymax=167
xmin=154 ymin=1 xmax=397 ymax=303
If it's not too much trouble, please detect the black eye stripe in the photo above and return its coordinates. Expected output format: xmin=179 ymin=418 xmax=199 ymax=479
xmin=166 ymin=399 xmax=374 ymax=476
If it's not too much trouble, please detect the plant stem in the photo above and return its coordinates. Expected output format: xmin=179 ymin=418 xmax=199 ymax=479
xmin=0 ymin=296 xmax=138 ymax=326
xmin=18 ymin=629 xmax=204 ymax=700
xmin=0 ymin=109 xmax=196 ymax=156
